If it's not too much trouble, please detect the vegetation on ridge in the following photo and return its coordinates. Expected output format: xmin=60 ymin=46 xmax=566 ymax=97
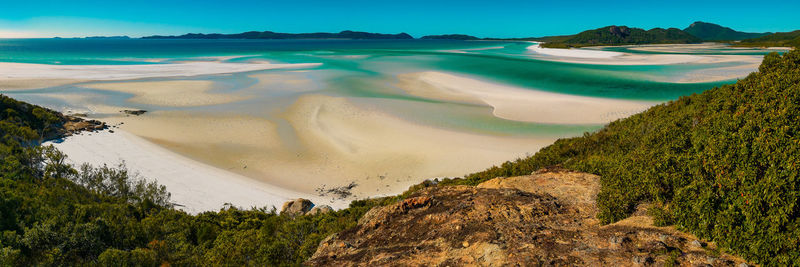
xmin=683 ymin=21 xmax=770 ymax=41
xmin=539 ymin=25 xmax=701 ymax=48
xmin=736 ymin=30 xmax=800 ymax=48
xmin=448 ymin=49 xmax=800 ymax=265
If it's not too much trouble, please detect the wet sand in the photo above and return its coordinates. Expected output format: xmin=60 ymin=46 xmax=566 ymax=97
xmin=83 ymin=80 xmax=250 ymax=107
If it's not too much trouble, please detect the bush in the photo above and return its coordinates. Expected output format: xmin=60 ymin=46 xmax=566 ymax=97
xmin=463 ymin=50 xmax=800 ymax=264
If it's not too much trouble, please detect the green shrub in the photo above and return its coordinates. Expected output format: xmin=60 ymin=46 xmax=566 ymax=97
xmin=464 ymin=50 xmax=800 ymax=264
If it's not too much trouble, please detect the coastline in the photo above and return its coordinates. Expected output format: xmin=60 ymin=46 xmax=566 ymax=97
xmin=0 ymin=61 xmax=321 ymax=82
xmin=526 ymin=42 xmax=765 ymax=68
xmin=94 ymin=96 xmax=557 ymax=205
xmin=47 ymin=129 xmax=350 ymax=214
xmin=7 ymin=42 xmax=775 ymax=216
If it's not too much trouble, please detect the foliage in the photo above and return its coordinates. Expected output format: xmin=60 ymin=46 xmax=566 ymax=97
xmin=737 ymin=30 xmax=800 ymax=48
xmin=683 ymin=21 xmax=770 ymax=41
xmin=539 ymin=25 xmax=701 ymax=48
xmin=453 ymin=50 xmax=800 ymax=265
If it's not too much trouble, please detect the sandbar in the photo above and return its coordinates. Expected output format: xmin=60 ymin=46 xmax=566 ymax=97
xmin=397 ymin=71 xmax=657 ymax=124
xmin=0 ymin=61 xmax=321 ymax=81
xmin=82 ymin=80 xmax=250 ymax=107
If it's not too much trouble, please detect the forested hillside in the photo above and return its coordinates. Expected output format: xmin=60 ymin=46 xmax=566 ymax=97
xmin=737 ymin=30 xmax=800 ymax=48
xmin=540 ymin=25 xmax=701 ymax=48
xmin=683 ymin=21 xmax=770 ymax=41
xmin=450 ymin=49 xmax=800 ymax=265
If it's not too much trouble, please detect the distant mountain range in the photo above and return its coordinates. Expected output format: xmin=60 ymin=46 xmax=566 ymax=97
xmin=142 ymin=30 xmax=414 ymax=40
xmin=683 ymin=21 xmax=770 ymax=41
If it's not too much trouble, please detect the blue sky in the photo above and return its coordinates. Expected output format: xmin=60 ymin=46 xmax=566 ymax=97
xmin=1 ymin=0 xmax=799 ymax=38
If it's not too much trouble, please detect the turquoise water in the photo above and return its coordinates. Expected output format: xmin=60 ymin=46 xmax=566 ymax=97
xmin=1 ymin=39 xmax=744 ymax=100
xmin=0 ymin=39 xmax=769 ymax=137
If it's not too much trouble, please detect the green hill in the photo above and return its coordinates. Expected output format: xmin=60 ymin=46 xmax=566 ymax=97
xmin=737 ymin=30 xmax=800 ymax=48
xmin=683 ymin=21 xmax=770 ymax=41
xmin=540 ymin=25 xmax=702 ymax=48
xmin=451 ymin=49 xmax=800 ymax=265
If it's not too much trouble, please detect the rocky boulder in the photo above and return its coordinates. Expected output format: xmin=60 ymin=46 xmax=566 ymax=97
xmin=306 ymin=205 xmax=334 ymax=216
xmin=307 ymin=169 xmax=752 ymax=266
xmin=280 ymin=198 xmax=314 ymax=217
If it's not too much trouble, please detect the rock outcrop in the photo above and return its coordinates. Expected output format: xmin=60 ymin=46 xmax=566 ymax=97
xmin=61 ymin=116 xmax=107 ymax=136
xmin=281 ymin=198 xmax=314 ymax=217
xmin=307 ymin=168 xmax=750 ymax=266
xmin=306 ymin=205 xmax=334 ymax=216
xmin=121 ymin=109 xmax=147 ymax=116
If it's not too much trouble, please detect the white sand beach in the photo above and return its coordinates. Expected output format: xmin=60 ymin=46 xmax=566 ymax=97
xmin=624 ymin=43 xmax=791 ymax=53
xmin=89 ymin=96 xmax=555 ymax=204
xmin=0 ymin=61 xmax=321 ymax=82
xmin=47 ymin=130 xmax=349 ymax=214
xmin=398 ymin=71 xmax=656 ymax=124
xmin=527 ymin=44 xmax=624 ymax=59
xmin=527 ymin=43 xmax=764 ymax=67
xmin=0 ymin=78 xmax=87 ymax=90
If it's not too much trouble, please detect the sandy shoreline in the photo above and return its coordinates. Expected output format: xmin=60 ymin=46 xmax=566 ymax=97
xmin=82 ymin=80 xmax=251 ymax=107
xmin=526 ymin=42 xmax=764 ymax=68
xmin=527 ymin=44 xmax=625 ymax=59
xmin=93 ymin=96 xmax=556 ymax=204
xmin=47 ymin=129 xmax=350 ymax=214
xmin=0 ymin=61 xmax=321 ymax=82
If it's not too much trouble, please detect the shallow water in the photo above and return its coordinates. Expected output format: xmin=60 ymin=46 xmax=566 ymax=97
xmin=1 ymin=39 xmax=774 ymax=148
xmin=0 ymin=39 xmax=780 ymax=203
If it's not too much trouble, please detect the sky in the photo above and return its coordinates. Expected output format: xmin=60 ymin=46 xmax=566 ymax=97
xmin=1 ymin=0 xmax=799 ymax=38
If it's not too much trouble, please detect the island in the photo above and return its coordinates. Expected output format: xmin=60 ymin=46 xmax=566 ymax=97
xmin=538 ymin=25 xmax=701 ymax=48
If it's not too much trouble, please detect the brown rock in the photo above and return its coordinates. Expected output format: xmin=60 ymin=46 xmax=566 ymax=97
xmin=280 ymin=198 xmax=313 ymax=216
xmin=307 ymin=169 xmax=752 ymax=266
xmin=306 ymin=205 xmax=334 ymax=216
xmin=121 ymin=109 xmax=147 ymax=116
